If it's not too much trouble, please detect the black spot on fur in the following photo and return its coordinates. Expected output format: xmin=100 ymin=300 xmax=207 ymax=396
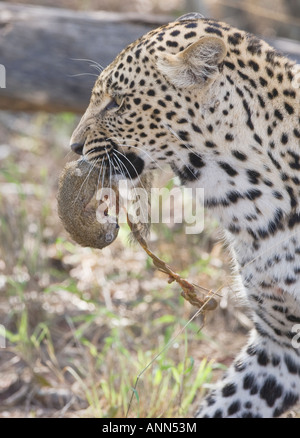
xmin=172 ymin=164 xmax=199 ymax=183
xmin=246 ymin=36 xmax=262 ymax=55
xmin=213 ymin=409 xmax=223 ymax=418
xmin=247 ymin=345 xmax=257 ymax=356
xmin=117 ymin=152 xmax=145 ymax=177
xmin=273 ymin=392 xmax=299 ymax=417
xmin=294 ymin=129 xmax=300 ymax=138
xmin=234 ymin=361 xmax=247 ymax=372
xmin=228 ymin=32 xmax=242 ymax=45
xmin=248 ymin=60 xmax=259 ymax=71
xmin=225 ymin=133 xmax=234 ymax=142
xmin=254 ymin=134 xmax=262 ymax=145
xmin=288 ymin=212 xmax=300 ymax=229
xmin=243 ymin=373 xmax=255 ymax=390
xmin=232 ymin=150 xmax=247 ymax=161
xmin=224 ymin=61 xmax=235 ymax=70
xmin=286 ymin=185 xmax=297 ymax=208
xmin=218 ymin=162 xmax=238 ymax=177
xmin=245 ymin=189 xmax=262 ymax=200
xmin=284 ymin=354 xmax=298 ymax=374
xmin=259 ymin=377 xmax=283 ymax=407
xmin=206 ymin=394 xmax=216 ymax=406
xmin=268 ymin=151 xmax=281 ymax=170
xmin=257 ymin=350 xmax=269 ymax=366
xmin=178 ymin=131 xmax=190 ymax=142
xmin=227 ymin=400 xmax=241 ymax=416
xmin=284 ymin=102 xmax=294 ymax=115
xmin=205 ymin=141 xmax=217 ymax=148
xmin=272 ymin=355 xmax=281 ymax=367
xmin=274 ymin=109 xmax=283 ymax=120
xmin=227 ymin=191 xmax=243 ymax=203
xmin=184 ymin=31 xmax=197 ymax=39
xmin=281 ymin=133 xmax=289 ymax=145
xmin=205 ymin=26 xmax=222 ymax=37
xmin=166 ymin=40 xmax=179 ymax=47
xmin=222 ymin=383 xmax=237 ymax=397
xmin=242 ymin=99 xmax=254 ymax=130
xmin=247 ymin=169 xmax=260 ymax=184
xmin=192 ymin=123 xmax=202 ymax=134
xmin=286 ymin=314 xmax=300 ymax=323
xmin=185 ymin=22 xmax=198 ymax=28
xmin=189 ymin=152 xmax=205 ymax=168
xmin=259 ymin=77 xmax=268 ymax=87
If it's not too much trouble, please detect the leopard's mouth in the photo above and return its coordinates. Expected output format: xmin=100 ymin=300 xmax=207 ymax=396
xmin=71 ymin=136 xmax=145 ymax=180
xmin=86 ymin=148 xmax=145 ymax=180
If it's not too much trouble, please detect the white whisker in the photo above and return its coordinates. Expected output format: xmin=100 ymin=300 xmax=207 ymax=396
xmin=101 ymin=161 xmax=107 ymax=190
xmin=113 ymin=152 xmax=131 ymax=182
xmin=106 ymin=136 xmax=169 ymax=174
xmin=72 ymin=158 xmax=99 ymax=206
xmin=97 ymin=157 xmax=105 ymax=192
xmin=113 ymin=153 xmax=142 ymax=206
xmin=112 ymin=155 xmax=126 ymax=180
xmin=89 ymin=64 xmax=103 ymax=74
xmin=68 ymin=72 xmax=99 ymax=78
xmin=114 ymin=149 xmax=147 ymax=192
xmin=70 ymin=58 xmax=104 ymax=72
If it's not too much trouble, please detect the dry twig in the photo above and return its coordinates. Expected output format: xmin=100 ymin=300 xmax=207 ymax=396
xmin=126 ymin=214 xmax=218 ymax=315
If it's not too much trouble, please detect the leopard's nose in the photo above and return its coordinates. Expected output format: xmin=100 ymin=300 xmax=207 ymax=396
xmin=71 ymin=142 xmax=84 ymax=155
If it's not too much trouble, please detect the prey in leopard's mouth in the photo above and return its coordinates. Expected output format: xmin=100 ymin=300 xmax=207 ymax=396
xmin=57 ymin=160 xmax=120 ymax=249
xmin=57 ymin=159 xmax=152 ymax=249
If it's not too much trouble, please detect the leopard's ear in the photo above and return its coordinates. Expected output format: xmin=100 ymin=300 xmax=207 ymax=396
xmin=157 ymin=36 xmax=226 ymax=88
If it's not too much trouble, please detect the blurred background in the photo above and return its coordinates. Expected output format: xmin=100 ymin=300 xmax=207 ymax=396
xmin=0 ymin=0 xmax=299 ymax=418
xmin=4 ymin=0 xmax=300 ymax=38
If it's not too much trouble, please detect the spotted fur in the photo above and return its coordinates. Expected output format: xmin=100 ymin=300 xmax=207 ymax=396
xmin=70 ymin=14 xmax=300 ymax=417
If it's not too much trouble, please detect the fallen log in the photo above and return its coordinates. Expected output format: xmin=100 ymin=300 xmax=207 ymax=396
xmin=0 ymin=3 xmax=299 ymax=114
xmin=0 ymin=3 xmax=170 ymax=113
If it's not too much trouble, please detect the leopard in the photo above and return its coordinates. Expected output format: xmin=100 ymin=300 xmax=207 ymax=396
xmin=68 ymin=12 xmax=300 ymax=418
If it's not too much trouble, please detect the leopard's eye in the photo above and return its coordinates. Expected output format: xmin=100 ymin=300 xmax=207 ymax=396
xmin=105 ymin=95 xmax=124 ymax=112
xmin=105 ymin=99 xmax=119 ymax=111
